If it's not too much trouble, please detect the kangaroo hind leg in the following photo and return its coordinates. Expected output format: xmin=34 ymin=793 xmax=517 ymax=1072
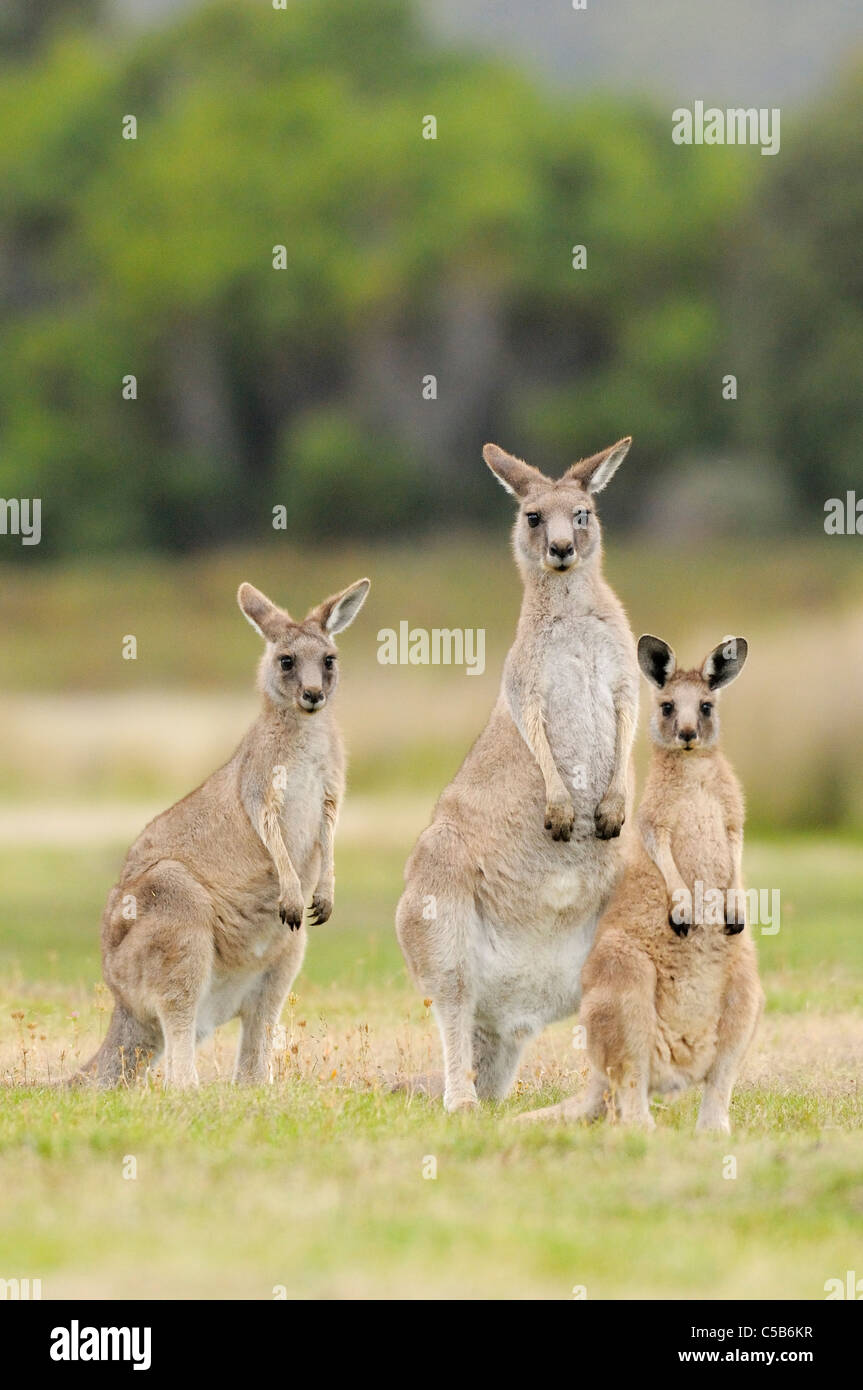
xmin=473 ymin=1025 xmax=525 ymax=1102
xmin=123 ymin=861 xmax=215 ymax=1090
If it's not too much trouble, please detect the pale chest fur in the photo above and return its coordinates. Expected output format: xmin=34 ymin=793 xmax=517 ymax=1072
xmin=210 ymin=717 xmax=339 ymax=967
xmin=665 ymin=762 xmax=735 ymax=894
xmin=277 ymin=747 xmax=329 ymax=873
xmin=437 ymin=602 xmax=634 ymax=1015
xmin=264 ymin=715 xmax=340 ymax=874
xmin=471 ymin=909 xmax=599 ymax=1038
xmin=540 ymin=613 xmax=624 ymax=802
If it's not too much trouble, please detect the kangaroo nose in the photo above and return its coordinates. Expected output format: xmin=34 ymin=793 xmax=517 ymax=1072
xmin=678 ymin=728 xmax=697 ymax=744
xmin=548 ymin=541 xmax=575 ymax=560
xmin=303 ymin=689 xmax=323 ymax=705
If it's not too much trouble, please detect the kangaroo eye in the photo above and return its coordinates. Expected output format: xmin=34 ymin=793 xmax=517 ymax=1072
xmin=526 ymin=512 xmax=541 ymax=528
xmin=280 ymin=656 xmax=294 ymax=672
xmin=574 ymin=508 xmax=591 ymax=528
xmin=660 ymin=702 xmax=674 ymax=717
xmin=700 ymin=702 xmax=713 ymax=716
xmin=324 ymin=655 xmax=335 ymax=670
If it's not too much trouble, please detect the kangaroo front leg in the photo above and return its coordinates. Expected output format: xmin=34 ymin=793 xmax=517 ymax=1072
xmin=522 ymin=699 xmax=574 ymax=841
xmin=309 ymin=791 xmax=338 ymax=926
xmin=595 ymin=686 xmax=637 ymax=840
xmin=258 ymin=797 xmax=305 ymax=931
xmin=697 ymin=970 xmax=763 ymax=1133
xmin=640 ymin=817 xmax=691 ymax=934
xmin=724 ymin=827 xmax=746 ymax=934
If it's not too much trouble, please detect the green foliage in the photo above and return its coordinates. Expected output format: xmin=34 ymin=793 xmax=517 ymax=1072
xmin=278 ymin=407 xmax=427 ymax=537
xmin=0 ymin=0 xmax=859 ymax=558
xmin=734 ymin=61 xmax=863 ymax=495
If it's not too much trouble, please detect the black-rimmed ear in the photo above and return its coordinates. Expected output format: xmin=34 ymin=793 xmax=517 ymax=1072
xmin=482 ymin=443 xmax=548 ymax=499
xmin=567 ymin=436 xmax=632 ymax=494
xmin=238 ymin=583 xmax=288 ymax=641
xmin=308 ymin=577 xmax=370 ymax=636
xmin=638 ymin=634 xmax=677 ymax=689
xmin=702 ymin=636 xmax=748 ymax=690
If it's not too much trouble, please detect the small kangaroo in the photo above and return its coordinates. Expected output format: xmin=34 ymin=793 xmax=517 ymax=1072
xmin=76 ymin=577 xmax=370 ymax=1088
xmin=396 ymin=438 xmax=639 ymax=1111
xmin=519 ymin=634 xmax=764 ymax=1132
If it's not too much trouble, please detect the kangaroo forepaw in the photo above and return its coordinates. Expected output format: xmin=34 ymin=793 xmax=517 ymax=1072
xmin=279 ymin=901 xmax=304 ymax=931
xmin=594 ymin=792 xmax=625 ymax=840
xmin=544 ymin=798 xmax=575 ymax=842
xmin=308 ymin=893 xmax=332 ymax=926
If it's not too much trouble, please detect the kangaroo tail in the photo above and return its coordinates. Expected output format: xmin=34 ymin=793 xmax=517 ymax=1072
xmin=69 ymin=1006 xmax=160 ymax=1089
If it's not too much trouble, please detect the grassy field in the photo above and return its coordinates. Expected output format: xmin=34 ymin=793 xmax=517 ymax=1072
xmin=1 ymin=829 xmax=861 ymax=1300
xmin=1 ymin=536 xmax=863 ymax=829
xmin=1 ymin=539 xmax=861 ymax=1299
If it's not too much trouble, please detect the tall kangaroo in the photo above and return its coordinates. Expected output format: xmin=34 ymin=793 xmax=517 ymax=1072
xmin=396 ymin=439 xmax=639 ymax=1111
xmin=76 ymin=577 xmax=370 ymax=1088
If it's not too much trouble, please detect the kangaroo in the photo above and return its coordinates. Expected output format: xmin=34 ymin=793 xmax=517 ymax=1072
xmin=396 ymin=438 xmax=639 ymax=1111
xmin=519 ymin=634 xmax=764 ymax=1133
xmin=75 ymin=577 xmax=370 ymax=1088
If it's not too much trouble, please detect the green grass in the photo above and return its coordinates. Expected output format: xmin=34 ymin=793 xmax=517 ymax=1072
xmin=1 ymin=1088 xmax=861 ymax=1300
xmin=748 ymin=841 xmax=863 ymax=1013
xmin=1 ymin=833 xmax=861 ymax=1299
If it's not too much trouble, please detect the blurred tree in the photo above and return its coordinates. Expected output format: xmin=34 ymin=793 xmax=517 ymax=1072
xmin=0 ymin=0 xmax=107 ymax=60
xmin=0 ymin=0 xmax=854 ymax=558
xmin=733 ymin=61 xmax=863 ymax=506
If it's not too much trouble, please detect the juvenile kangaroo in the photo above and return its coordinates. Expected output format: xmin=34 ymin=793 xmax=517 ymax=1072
xmin=76 ymin=577 xmax=370 ymax=1088
xmin=519 ymin=634 xmax=764 ymax=1133
xmin=396 ymin=438 xmax=639 ymax=1111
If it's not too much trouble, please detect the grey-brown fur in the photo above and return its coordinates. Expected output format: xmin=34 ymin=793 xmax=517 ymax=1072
xmin=396 ymin=439 xmax=639 ymax=1111
xmin=75 ymin=577 xmax=370 ymax=1087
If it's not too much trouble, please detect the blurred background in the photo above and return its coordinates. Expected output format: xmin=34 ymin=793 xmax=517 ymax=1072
xmin=0 ymin=0 xmax=862 ymax=836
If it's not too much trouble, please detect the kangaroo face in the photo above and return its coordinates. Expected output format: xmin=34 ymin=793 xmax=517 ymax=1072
xmin=518 ymin=480 xmax=599 ymax=575
xmin=652 ymin=672 xmax=717 ymax=752
xmin=237 ymin=577 xmax=370 ymax=715
xmin=267 ymin=624 xmax=339 ymax=714
xmin=638 ymin=634 xmax=749 ymax=753
xmin=481 ymin=437 xmax=631 ymax=579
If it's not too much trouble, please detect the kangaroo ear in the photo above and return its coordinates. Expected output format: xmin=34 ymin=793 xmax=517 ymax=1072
xmin=638 ymin=634 xmax=677 ymax=689
xmin=567 ymin=436 xmax=632 ymax=494
xmin=237 ymin=583 xmax=287 ymax=641
xmin=309 ymin=577 xmax=371 ymax=636
xmin=482 ymin=443 xmax=547 ymax=499
xmin=702 ymin=636 xmax=748 ymax=690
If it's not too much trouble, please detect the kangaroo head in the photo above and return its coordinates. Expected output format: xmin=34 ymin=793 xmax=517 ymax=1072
xmin=238 ymin=578 xmax=370 ymax=714
xmin=483 ymin=438 xmax=631 ymax=580
xmin=638 ymin=634 xmax=748 ymax=753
